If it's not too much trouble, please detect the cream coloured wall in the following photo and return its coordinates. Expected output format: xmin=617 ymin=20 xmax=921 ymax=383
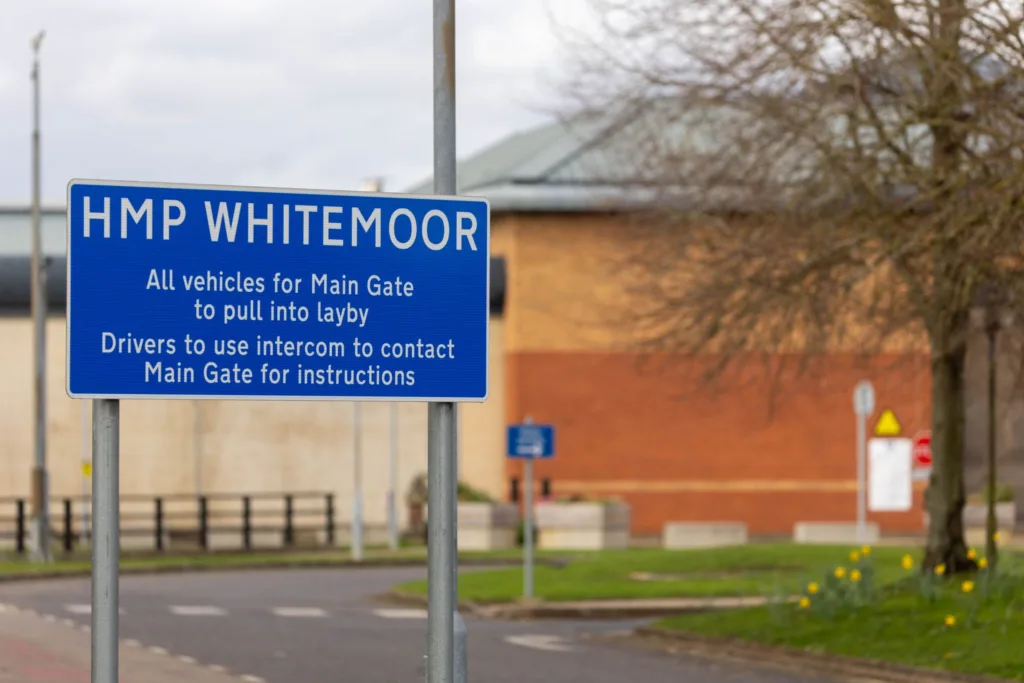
xmin=0 ymin=313 xmax=507 ymax=535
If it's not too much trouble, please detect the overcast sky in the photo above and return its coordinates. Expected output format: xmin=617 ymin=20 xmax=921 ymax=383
xmin=0 ymin=0 xmax=589 ymax=205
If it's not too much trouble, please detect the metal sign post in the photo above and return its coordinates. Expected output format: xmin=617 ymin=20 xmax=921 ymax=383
xmin=352 ymin=402 xmax=364 ymax=562
xmin=852 ymin=380 xmax=876 ymax=544
xmin=388 ymin=402 xmax=400 ymax=551
xmin=428 ymin=0 xmax=459 ymax=680
xmin=91 ymin=398 xmax=119 ymax=683
xmin=506 ymin=419 xmax=555 ymax=601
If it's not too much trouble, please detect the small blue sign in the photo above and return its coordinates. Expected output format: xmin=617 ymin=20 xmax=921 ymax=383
xmin=66 ymin=179 xmax=490 ymax=402
xmin=507 ymin=424 xmax=555 ymax=459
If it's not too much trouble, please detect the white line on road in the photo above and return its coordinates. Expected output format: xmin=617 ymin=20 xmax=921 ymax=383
xmin=148 ymin=646 xmax=169 ymax=656
xmin=123 ymin=639 xmax=141 ymax=648
xmin=504 ymin=635 xmax=573 ymax=653
xmin=170 ymin=605 xmax=227 ymax=616
xmin=177 ymin=655 xmax=197 ymax=665
xmin=372 ymin=608 xmax=428 ymax=619
xmin=209 ymin=664 xmax=229 ymax=674
xmin=64 ymin=604 xmax=125 ymax=615
xmin=240 ymin=675 xmax=265 ymax=683
xmin=272 ymin=607 xmax=328 ymax=618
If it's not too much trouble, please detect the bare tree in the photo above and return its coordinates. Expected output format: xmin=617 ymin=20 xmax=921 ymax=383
xmin=555 ymin=0 xmax=1024 ymax=571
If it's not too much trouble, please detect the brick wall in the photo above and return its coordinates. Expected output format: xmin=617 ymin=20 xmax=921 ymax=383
xmin=505 ymin=350 xmax=931 ymax=535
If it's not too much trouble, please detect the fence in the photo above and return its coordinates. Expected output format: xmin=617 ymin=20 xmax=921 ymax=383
xmin=0 ymin=492 xmax=336 ymax=555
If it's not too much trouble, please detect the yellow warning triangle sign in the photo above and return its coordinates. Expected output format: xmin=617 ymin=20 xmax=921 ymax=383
xmin=873 ymin=409 xmax=902 ymax=437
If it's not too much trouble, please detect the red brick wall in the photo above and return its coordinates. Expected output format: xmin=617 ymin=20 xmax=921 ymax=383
xmin=505 ymin=351 xmax=932 ymax=535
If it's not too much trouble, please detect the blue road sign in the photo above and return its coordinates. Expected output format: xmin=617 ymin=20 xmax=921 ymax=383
xmin=66 ymin=179 xmax=490 ymax=402
xmin=507 ymin=424 xmax=555 ymax=459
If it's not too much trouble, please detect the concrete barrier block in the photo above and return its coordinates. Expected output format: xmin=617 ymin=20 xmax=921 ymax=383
xmin=793 ymin=521 xmax=880 ymax=544
xmin=662 ymin=522 xmax=749 ymax=549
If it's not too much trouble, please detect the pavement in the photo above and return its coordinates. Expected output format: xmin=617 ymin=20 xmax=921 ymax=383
xmin=0 ymin=566 xmax=822 ymax=683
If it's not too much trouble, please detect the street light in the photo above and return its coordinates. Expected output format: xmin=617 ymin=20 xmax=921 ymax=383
xmin=29 ymin=29 xmax=51 ymax=564
xmin=978 ymin=281 xmax=1013 ymax=571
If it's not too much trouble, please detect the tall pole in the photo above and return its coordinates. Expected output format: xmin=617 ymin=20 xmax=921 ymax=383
xmin=523 ymin=416 xmax=535 ymax=599
xmin=427 ymin=0 xmax=458 ymax=681
xmin=91 ymin=399 xmax=120 ymax=683
xmin=352 ymin=402 xmax=364 ymax=561
xmin=985 ymin=322 xmax=999 ymax=569
xmin=388 ymin=402 xmax=399 ymax=551
xmin=29 ymin=30 xmax=51 ymax=564
xmin=856 ymin=410 xmax=866 ymax=544
xmin=80 ymin=401 xmax=90 ymax=544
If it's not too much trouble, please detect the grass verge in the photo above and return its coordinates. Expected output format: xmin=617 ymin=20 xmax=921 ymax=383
xmin=653 ymin=548 xmax=1024 ymax=681
xmin=0 ymin=546 xmax=529 ymax=578
xmin=394 ymin=543 xmax=919 ymax=603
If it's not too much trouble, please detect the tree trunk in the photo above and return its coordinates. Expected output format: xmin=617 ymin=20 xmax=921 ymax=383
xmin=923 ymin=346 xmax=976 ymax=573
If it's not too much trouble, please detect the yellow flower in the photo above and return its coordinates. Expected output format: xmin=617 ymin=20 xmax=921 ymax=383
xmin=979 ymin=557 xmax=989 ymax=569
xmin=861 ymin=545 xmax=871 ymax=556
xmin=944 ymin=615 xmax=956 ymax=627
xmin=935 ymin=563 xmax=946 ymax=576
xmin=849 ymin=550 xmax=861 ymax=562
xmin=807 ymin=582 xmax=820 ymax=595
xmin=850 ymin=569 xmax=862 ymax=583
xmin=967 ymin=548 xmax=978 ymax=560
xmin=994 ymin=531 xmax=1001 ymax=543
xmin=961 ymin=580 xmax=975 ymax=593
xmin=799 ymin=597 xmax=810 ymax=609
xmin=901 ymin=554 xmax=914 ymax=570
xmin=834 ymin=567 xmax=846 ymax=579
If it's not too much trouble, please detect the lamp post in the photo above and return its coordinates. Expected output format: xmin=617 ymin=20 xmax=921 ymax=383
xmin=29 ymin=30 xmax=51 ymax=564
xmin=979 ymin=282 xmax=1012 ymax=571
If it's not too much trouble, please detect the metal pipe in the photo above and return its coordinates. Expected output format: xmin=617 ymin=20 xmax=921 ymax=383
xmin=91 ymin=398 xmax=120 ymax=683
xmin=29 ymin=30 xmax=50 ymax=564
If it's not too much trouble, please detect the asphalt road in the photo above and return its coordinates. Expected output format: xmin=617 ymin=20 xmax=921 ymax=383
xmin=0 ymin=567 xmax=817 ymax=683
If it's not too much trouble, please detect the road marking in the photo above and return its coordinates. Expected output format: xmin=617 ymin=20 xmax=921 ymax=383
xmin=240 ymin=676 xmax=265 ymax=683
xmin=177 ymin=655 xmax=197 ymax=665
xmin=209 ymin=664 xmax=229 ymax=674
xmin=504 ymin=635 xmax=573 ymax=653
xmin=170 ymin=605 xmax=227 ymax=616
xmin=372 ymin=608 xmax=428 ymax=619
xmin=42 ymin=614 xmax=56 ymax=622
xmin=123 ymin=639 xmax=141 ymax=648
xmin=61 ymin=618 xmax=76 ymax=627
xmin=148 ymin=646 xmax=169 ymax=656
xmin=64 ymin=604 xmax=125 ymax=615
xmin=273 ymin=607 xmax=328 ymax=618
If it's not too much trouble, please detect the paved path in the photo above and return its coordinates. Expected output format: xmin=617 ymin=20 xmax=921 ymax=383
xmin=0 ymin=568 xmax=819 ymax=683
xmin=0 ymin=602 xmax=242 ymax=683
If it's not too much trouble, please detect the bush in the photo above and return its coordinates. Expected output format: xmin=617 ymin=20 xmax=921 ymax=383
xmin=456 ymin=481 xmax=494 ymax=503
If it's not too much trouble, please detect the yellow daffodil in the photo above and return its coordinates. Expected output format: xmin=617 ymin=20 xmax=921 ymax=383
xmin=834 ymin=567 xmax=846 ymax=579
xmin=901 ymin=554 xmax=914 ymax=570
xmin=994 ymin=531 xmax=1001 ymax=543
xmin=944 ymin=615 xmax=956 ymax=627
xmin=850 ymin=569 xmax=862 ymax=583
xmin=961 ymin=580 xmax=975 ymax=593
xmin=850 ymin=550 xmax=861 ymax=562
xmin=967 ymin=548 xmax=978 ymax=560
xmin=861 ymin=546 xmax=871 ymax=556
xmin=935 ymin=563 xmax=946 ymax=576
xmin=799 ymin=597 xmax=810 ymax=609
xmin=807 ymin=582 xmax=820 ymax=595
xmin=979 ymin=557 xmax=989 ymax=569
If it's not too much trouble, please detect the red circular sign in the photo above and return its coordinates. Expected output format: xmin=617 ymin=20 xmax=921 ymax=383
xmin=913 ymin=431 xmax=932 ymax=466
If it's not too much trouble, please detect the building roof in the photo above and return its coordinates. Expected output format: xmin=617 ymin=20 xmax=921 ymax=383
xmin=404 ymin=105 xmax=668 ymax=212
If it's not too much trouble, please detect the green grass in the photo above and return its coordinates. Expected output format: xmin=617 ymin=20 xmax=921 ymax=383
xmin=654 ymin=564 xmax=1024 ymax=680
xmin=394 ymin=543 xmax=919 ymax=603
xmin=0 ymin=546 xmax=529 ymax=577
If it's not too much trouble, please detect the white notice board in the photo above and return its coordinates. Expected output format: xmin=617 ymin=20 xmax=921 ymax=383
xmin=868 ymin=437 xmax=913 ymax=512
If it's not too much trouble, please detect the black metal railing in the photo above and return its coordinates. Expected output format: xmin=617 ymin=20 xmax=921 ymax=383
xmin=0 ymin=492 xmax=336 ymax=555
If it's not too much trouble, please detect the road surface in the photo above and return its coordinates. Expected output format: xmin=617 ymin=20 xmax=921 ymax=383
xmin=0 ymin=567 xmax=817 ymax=683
